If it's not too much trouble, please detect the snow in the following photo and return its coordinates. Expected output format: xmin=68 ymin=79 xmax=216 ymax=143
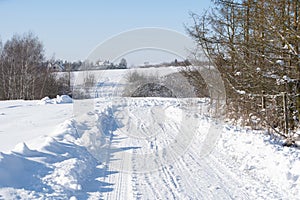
xmin=235 ymin=71 xmax=241 ymax=76
xmin=38 ymin=95 xmax=73 ymax=105
xmin=276 ymin=59 xmax=285 ymax=66
xmin=56 ymin=95 xmax=73 ymax=104
xmin=282 ymin=75 xmax=294 ymax=83
xmin=0 ymin=67 xmax=299 ymax=199
xmin=0 ymin=100 xmax=73 ymax=153
xmin=237 ymin=90 xmax=246 ymax=95
xmin=256 ymin=67 xmax=261 ymax=72
xmin=218 ymin=126 xmax=300 ymax=198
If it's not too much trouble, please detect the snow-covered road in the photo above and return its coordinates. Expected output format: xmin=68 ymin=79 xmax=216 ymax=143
xmin=0 ymin=97 xmax=299 ymax=199
xmin=0 ymin=67 xmax=299 ymax=199
xmin=81 ymin=98 xmax=299 ymax=200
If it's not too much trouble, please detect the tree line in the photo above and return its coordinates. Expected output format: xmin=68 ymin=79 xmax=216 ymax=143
xmin=0 ymin=33 xmax=70 ymax=100
xmin=187 ymin=0 xmax=299 ymax=140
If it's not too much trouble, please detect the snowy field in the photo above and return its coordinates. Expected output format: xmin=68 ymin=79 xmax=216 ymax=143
xmin=0 ymin=67 xmax=299 ymax=200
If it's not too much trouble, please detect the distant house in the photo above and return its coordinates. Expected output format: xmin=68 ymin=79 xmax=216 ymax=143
xmin=48 ymin=60 xmax=65 ymax=71
xmin=96 ymin=60 xmax=111 ymax=68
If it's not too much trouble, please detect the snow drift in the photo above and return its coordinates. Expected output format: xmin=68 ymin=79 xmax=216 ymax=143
xmin=38 ymin=95 xmax=73 ymax=105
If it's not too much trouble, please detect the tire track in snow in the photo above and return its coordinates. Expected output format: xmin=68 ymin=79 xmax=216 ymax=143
xmin=208 ymin=148 xmax=290 ymax=199
xmin=125 ymin=103 xmax=200 ymax=199
xmin=109 ymin=99 xmax=210 ymax=199
xmin=92 ymin=98 xmax=287 ymax=199
xmin=128 ymin=110 xmax=166 ymax=199
xmin=131 ymin=161 xmax=161 ymax=199
xmin=102 ymin=134 xmax=132 ymax=200
xmin=182 ymin=132 xmax=252 ymax=199
xmin=126 ymin=104 xmax=249 ymax=199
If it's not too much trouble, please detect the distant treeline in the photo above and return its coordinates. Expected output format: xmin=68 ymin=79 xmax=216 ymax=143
xmin=0 ymin=33 xmax=71 ymax=100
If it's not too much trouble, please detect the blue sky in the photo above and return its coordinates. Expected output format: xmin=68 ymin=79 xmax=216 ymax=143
xmin=0 ymin=0 xmax=211 ymax=62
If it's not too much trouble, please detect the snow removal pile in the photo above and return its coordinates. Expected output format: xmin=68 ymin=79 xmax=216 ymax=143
xmin=0 ymin=105 xmax=116 ymax=199
xmin=38 ymin=95 xmax=73 ymax=105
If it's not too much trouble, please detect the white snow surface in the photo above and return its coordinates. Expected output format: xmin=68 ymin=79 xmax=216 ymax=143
xmin=0 ymin=68 xmax=299 ymax=200
xmin=38 ymin=95 xmax=73 ymax=105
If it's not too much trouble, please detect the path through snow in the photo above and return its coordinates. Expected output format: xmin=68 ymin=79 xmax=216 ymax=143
xmin=0 ymin=97 xmax=299 ymax=199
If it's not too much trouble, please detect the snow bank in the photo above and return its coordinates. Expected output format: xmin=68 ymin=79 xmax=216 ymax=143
xmin=0 ymin=102 xmax=118 ymax=199
xmin=56 ymin=95 xmax=73 ymax=104
xmin=38 ymin=95 xmax=73 ymax=105
xmin=38 ymin=96 xmax=53 ymax=104
xmin=0 ymin=118 xmax=99 ymax=199
xmin=216 ymin=126 xmax=300 ymax=197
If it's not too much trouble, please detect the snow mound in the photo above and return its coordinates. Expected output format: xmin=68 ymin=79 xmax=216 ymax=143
xmin=42 ymin=158 xmax=88 ymax=191
xmin=56 ymin=95 xmax=73 ymax=104
xmin=38 ymin=95 xmax=73 ymax=105
xmin=217 ymin=126 xmax=300 ymax=197
xmin=38 ymin=96 xmax=54 ymax=104
xmin=0 ymin=117 xmax=100 ymax=199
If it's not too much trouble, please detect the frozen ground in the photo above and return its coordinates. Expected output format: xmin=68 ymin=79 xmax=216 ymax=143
xmin=0 ymin=68 xmax=299 ymax=200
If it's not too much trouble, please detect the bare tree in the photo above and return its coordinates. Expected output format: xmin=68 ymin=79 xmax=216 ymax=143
xmin=0 ymin=32 xmax=69 ymax=100
xmin=187 ymin=0 xmax=300 ymax=138
xmin=0 ymin=33 xmax=44 ymax=99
